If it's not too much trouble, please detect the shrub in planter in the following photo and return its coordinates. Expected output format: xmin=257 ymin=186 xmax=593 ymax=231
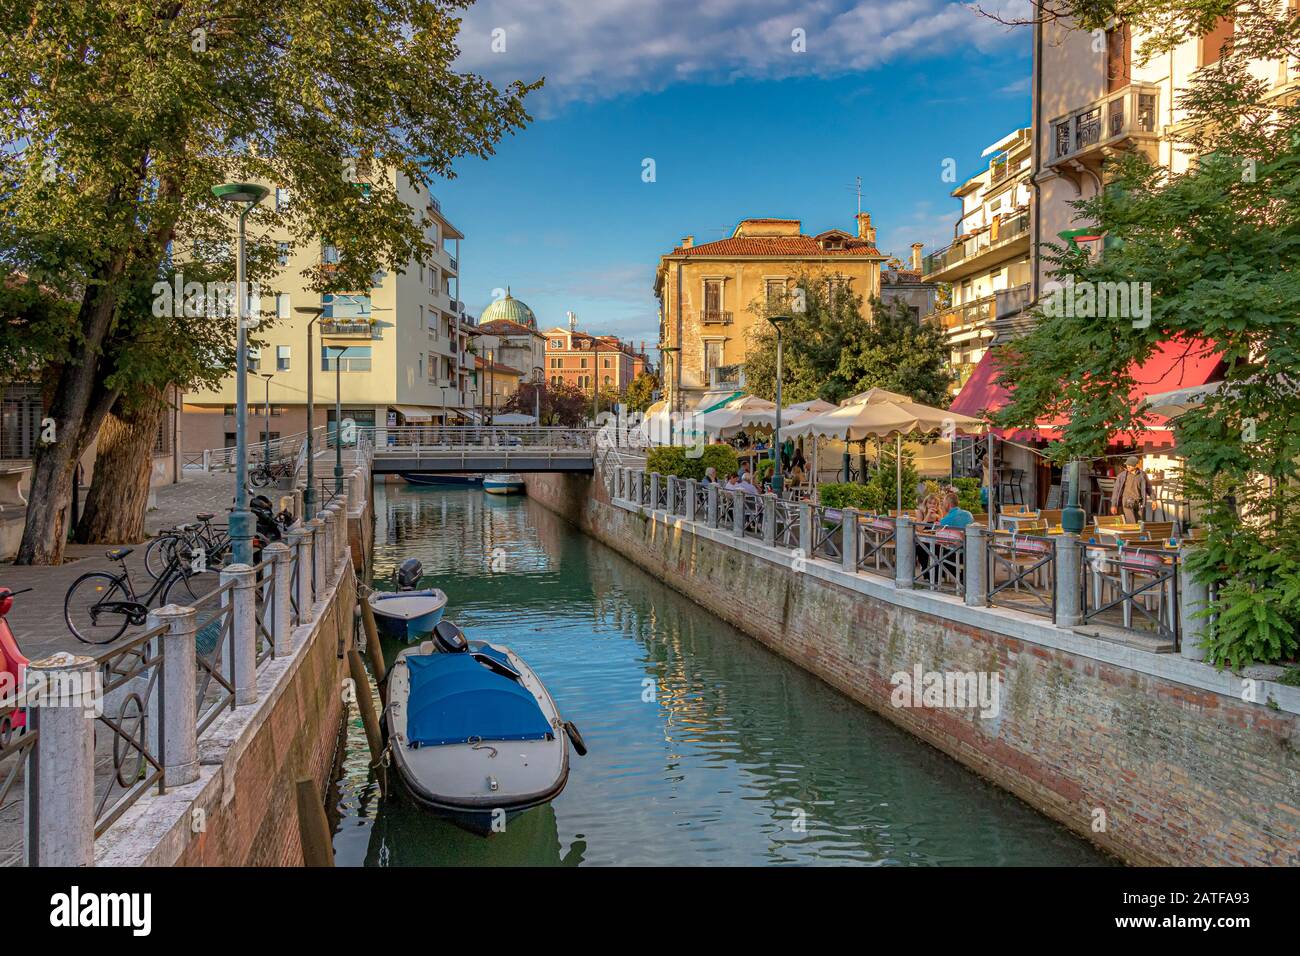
xmin=645 ymin=444 xmax=739 ymax=480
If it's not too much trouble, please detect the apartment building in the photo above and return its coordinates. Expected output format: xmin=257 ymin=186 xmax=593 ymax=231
xmin=183 ymin=169 xmax=472 ymax=451
xmin=543 ymin=317 xmax=641 ymax=396
xmin=921 ymin=126 xmax=1033 ymax=396
xmin=880 ymin=244 xmax=940 ymax=322
xmin=653 ymin=213 xmax=889 ymax=412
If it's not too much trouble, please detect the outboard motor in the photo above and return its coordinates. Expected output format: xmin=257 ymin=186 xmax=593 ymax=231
xmin=395 ymin=558 xmax=423 ymax=592
xmin=433 ymin=620 xmax=469 ymax=654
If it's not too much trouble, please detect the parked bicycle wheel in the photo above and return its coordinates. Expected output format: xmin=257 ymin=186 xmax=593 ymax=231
xmin=144 ymin=533 xmax=182 ymax=581
xmin=248 ymin=468 xmax=271 ymax=489
xmin=162 ymin=564 xmax=220 ymax=606
xmin=64 ymin=572 xmax=131 ymax=644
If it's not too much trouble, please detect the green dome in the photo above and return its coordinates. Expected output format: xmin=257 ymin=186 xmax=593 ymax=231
xmin=479 ymin=288 xmax=537 ymax=330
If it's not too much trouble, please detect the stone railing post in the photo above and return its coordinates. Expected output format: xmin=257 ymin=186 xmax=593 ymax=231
xmin=732 ymin=490 xmax=745 ymax=537
xmin=148 ymin=605 xmax=199 ymax=787
xmin=841 ymin=507 xmax=858 ymax=572
xmin=1055 ymin=534 xmax=1083 ymax=627
xmin=686 ymin=478 xmax=699 ymax=522
xmin=649 ymin=472 xmax=661 ymax=511
xmin=264 ymin=542 xmax=293 ymax=655
xmin=1178 ymin=547 xmax=1208 ymax=661
xmin=965 ymin=524 xmax=988 ymax=606
xmin=894 ymin=515 xmax=915 ymax=589
xmin=222 ymin=563 xmax=258 ymax=705
xmin=763 ymin=494 xmax=777 ymax=547
xmin=289 ymin=525 xmax=314 ymax=623
xmin=317 ymin=510 xmax=335 ymax=579
xmin=666 ymin=476 xmax=678 ymax=515
xmin=311 ymin=518 xmax=327 ymax=603
xmin=290 ymin=488 xmax=304 ymax=524
xmin=799 ymin=502 xmax=813 ymax=556
xmin=332 ymin=500 xmax=347 ymax=561
xmin=706 ymin=483 xmax=719 ymax=527
xmin=31 ymin=652 xmax=97 ymax=866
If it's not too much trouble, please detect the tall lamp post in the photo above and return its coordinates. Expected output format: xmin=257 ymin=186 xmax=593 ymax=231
xmin=256 ymin=372 xmax=274 ymax=471
xmin=767 ymin=314 xmax=791 ymax=495
xmin=212 ymin=181 xmax=269 ymax=565
xmin=487 ymin=347 xmax=495 ymax=425
xmin=660 ymin=345 xmax=679 ymax=445
xmin=295 ymin=304 xmax=324 ymax=515
xmin=532 ymin=366 xmax=544 ymax=423
xmin=329 ymin=345 xmax=345 ymax=493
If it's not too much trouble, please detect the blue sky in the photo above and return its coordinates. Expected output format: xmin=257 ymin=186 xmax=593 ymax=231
xmin=434 ymin=0 xmax=1033 ymax=350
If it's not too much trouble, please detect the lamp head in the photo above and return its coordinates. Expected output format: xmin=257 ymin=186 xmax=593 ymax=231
xmin=212 ymin=182 xmax=270 ymax=205
xmin=294 ymin=305 xmax=325 ymax=318
xmin=767 ymin=314 xmax=792 ymax=329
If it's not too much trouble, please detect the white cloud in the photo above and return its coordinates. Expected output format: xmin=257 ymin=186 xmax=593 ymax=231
xmin=454 ymin=0 xmax=1028 ymax=110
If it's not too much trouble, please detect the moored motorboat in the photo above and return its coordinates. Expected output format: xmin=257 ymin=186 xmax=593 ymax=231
xmin=401 ymin=473 xmax=484 ymax=487
xmin=367 ymin=558 xmax=448 ymax=643
xmin=482 ymin=473 xmax=525 ymax=495
xmin=385 ymin=619 xmax=586 ymax=835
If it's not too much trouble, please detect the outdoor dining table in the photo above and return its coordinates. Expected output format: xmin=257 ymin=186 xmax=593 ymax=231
xmin=1083 ymin=541 xmax=1178 ymax=631
xmin=997 ymin=512 xmax=1043 ymax=531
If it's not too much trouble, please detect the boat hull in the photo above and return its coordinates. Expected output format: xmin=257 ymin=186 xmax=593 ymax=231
xmin=482 ymin=474 xmax=525 ymax=495
xmin=387 ymin=641 xmax=571 ymax=836
xmin=401 ymin=473 xmax=483 ymax=487
xmin=367 ymin=589 xmax=448 ymax=643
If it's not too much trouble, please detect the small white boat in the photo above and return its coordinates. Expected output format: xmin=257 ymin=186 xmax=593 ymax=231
xmin=483 ymin=473 xmax=525 ymax=495
xmin=386 ymin=620 xmax=586 ymax=835
xmin=367 ymin=558 xmax=447 ymax=643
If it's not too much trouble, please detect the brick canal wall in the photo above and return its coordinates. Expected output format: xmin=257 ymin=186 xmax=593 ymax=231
xmin=95 ymin=474 xmax=373 ymax=867
xmin=524 ymin=470 xmax=1300 ymax=866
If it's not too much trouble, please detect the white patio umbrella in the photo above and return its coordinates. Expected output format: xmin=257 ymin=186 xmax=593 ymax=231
xmin=695 ymin=395 xmax=779 ymax=437
xmin=1142 ymin=381 xmax=1225 ymax=418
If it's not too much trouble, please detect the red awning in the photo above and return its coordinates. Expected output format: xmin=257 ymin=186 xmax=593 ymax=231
xmin=950 ymin=338 xmax=1225 ymax=450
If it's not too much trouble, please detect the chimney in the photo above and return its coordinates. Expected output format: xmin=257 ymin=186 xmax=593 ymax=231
xmin=911 ymin=243 xmax=924 ymax=272
xmin=681 ymin=235 xmax=694 ymax=249
xmin=856 ymin=212 xmax=875 ymax=244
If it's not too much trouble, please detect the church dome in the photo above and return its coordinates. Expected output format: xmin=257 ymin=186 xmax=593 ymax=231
xmin=479 ymin=288 xmax=537 ymax=329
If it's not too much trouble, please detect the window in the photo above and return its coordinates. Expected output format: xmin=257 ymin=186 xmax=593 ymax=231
xmin=603 ymin=375 xmax=612 ymax=386
xmin=277 ymin=242 xmax=290 ymax=267
xmin=550 ymin=357 xmax=561 ymax=369
xmin=275 ymin=187 xmax=290 ymax=212
xmin=248 ymin=347 xmax=261 ymax=372
xmin=602 ymin=357 xmax=611 ymax=369
xmin=0 ymin=384 xmax=43 ymax=459
xmin=418 ymin=353 xmax=424 ymax=378
xmin=419 ymin=305 xmax=424 ymax=329
xmin=257 ymin=431 xmax=281 ymax=443
xmin=322 ymin=243 xmax=340 ymax=264
xmin=703 ymin=278 xmax=723 ymax=317
xmin=704 ymin=341 xmax=723 ymax=377
xmin=322 ymin=294 xmax=370 ymax=320
xmin=277 ymin=345 xmax=291 ymax=371
xmin=322 ymin=345 xmax=372 ymax=372
xmin=275 ymin=293 xmax=290 ymax=319
xmin=765 ymin=278 xmax=786 ymax=304
xmin=1200 ymin=16 xmax=1234 ymax=66
xmin=551 ymin=338 xmax=564 ymax=349
xmin=1106 ymin=23 xmax=1131 ymax=92
xmin=580 ymin=357 xmax=588 ymax=369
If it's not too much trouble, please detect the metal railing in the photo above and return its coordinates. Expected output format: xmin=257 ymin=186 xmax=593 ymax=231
xmin=0 ymin=696 xmax=38 ymax=867
xmin=741 ymin=492 xmax=765 ymax=541
xmin=913 ymin=526 xmax=966 ymax=595
xmin=1081 ymin=541 xmax=1180 ymax=647
xmin=254 ymin=559 xmax=276 ymax=668
xmin=193 ymin=583 xmax=237 ymax=737
xmin=94 ymin=626 xmax=168 ymax=836
xmin=855 ymin=513 xmax=896 ymax=575
xmin=988 ymin=532 xmax=1057 ymax=620
xmin=1049 ymin=82 xmax=1159 ymax=165
xmin=922 ymin=212 xmax=1030 ymax=276
xmin=810 ymin=505 xmax=843 ymax=561
xmin=774 ymin=499 xmax=800 ymax=550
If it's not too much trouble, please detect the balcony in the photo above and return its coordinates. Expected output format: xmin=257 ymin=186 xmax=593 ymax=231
xmin=921 ymin=211 xmax=1031 ymax=283
xmin=1048 ymin=82 xmax=1159 ymax=172
xmin=319 ymin=320 xmax=380 ymax=338
xmin=700 ymin=310 xmax=733 ymax=326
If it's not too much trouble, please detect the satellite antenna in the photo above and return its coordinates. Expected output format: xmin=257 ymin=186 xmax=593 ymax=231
xmin=844 ymin=176 xmax=863 ymax=214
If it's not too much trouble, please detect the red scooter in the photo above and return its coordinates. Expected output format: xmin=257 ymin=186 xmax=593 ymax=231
xmin=0 ymin=588 xmax=31 ymax=730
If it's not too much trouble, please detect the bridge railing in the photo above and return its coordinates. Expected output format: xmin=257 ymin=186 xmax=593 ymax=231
xmin=362 ymin=425 xmax=597 ymax=453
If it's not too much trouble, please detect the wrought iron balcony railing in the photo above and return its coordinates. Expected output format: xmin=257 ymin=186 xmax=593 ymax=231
xmin=1049 ymin=82 xmax=1159 ymax=166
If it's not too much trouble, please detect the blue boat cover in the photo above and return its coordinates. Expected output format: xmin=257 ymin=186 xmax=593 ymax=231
xmin=405 ymin=653 xmax=552 ymax=747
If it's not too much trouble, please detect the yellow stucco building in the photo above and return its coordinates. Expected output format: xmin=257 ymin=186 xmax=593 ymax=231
xmin=653 ymin=214 xmax=888 ymax=411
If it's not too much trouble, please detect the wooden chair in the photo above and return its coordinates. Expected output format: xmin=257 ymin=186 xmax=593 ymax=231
xmin=1141 ymin=521 xmax=1174 ymax=541
xmin=1003 ymin=503 xmax=1029 ymax=515
xmin=1039 ymin=509 xmax=1063 ymax=526
xmin=1187 ymin=526 xmax=1208 ymax=542
xmin=1094 ymin=514 xmax=1125 ymax=530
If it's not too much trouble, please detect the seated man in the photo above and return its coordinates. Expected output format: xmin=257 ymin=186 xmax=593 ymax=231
xmin=735 ymin=471 xmax=760 ymax=495
xmin=937 ymin=491 xmax=974 ymax=529
xmin=701 ymin=466 xmax=717 ymax=485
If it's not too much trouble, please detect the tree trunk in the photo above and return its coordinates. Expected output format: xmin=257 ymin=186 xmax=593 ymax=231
xmin=75 ymin=397 xmax=166 ymax=544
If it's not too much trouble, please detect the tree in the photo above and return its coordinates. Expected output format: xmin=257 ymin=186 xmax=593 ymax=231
xmin=988 ymin=1 xmax=1300 ymax=667
xmin=744 ymin=275 xmax=954 ymax=406
xmin=501 ymin=381 xmax=591 ymax=427
xmin=0 ymin=0 xmax=539 ymax=563
xmin=624 ymin=371 xmax=659 ymax=413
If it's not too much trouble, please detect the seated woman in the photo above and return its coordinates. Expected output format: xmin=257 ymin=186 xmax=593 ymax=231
xmin=915 ymin=494 xmax=943 ymax=525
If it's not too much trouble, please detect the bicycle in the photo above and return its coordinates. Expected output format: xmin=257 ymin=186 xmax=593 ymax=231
xmin=64 ymin=544 xmax=219 ymax=645
xmin=144 ymin=512 xmax=229 ymax=581
xmin=249 ymin=458 xmax=294 ymax=489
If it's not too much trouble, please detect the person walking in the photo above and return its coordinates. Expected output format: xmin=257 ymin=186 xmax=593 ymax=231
xmin=1111 ymin=456 xmax=1152 ymax=523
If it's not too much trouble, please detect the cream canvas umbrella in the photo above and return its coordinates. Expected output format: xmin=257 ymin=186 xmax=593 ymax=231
xmin=695 ymin=395 xmax=779 ymax=437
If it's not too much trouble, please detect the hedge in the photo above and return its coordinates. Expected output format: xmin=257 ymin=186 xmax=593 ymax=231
xmin=645 ymin=444 xmax=740 ymax=480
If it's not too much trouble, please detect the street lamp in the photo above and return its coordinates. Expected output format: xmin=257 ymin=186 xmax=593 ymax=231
xmin=329 ymin=344 xmax=345 ymax=493
xmin=660 ymin=345 xmax=679 ymax=445
xmin=487 ymin=347 xmax=495 ymax=425
xmin=294 ymin=304 xmax=325 ymax=515
xmin=212 ymin=180 xmax=269 ymax=565
xmin=767 ymin=314 xmax=792 ymax=495
xmin=256 ymin=372 xmax=274 ymax=472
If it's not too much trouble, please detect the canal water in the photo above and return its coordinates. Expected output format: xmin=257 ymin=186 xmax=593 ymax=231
xmin=331 ymin=482 xmax=1110 ymax=866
